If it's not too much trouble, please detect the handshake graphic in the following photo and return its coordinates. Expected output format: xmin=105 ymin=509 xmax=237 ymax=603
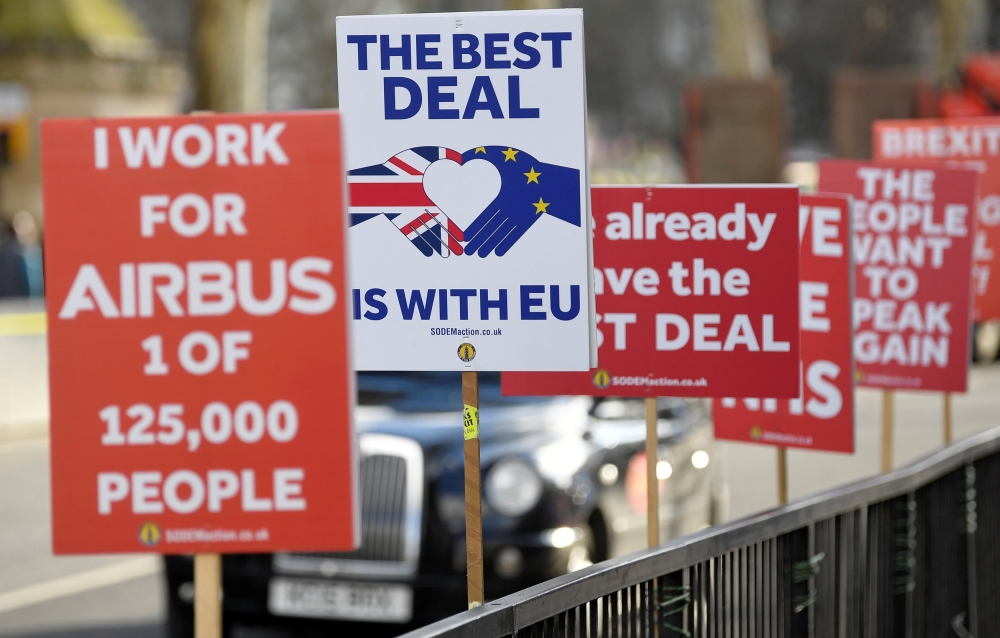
xmin=348 ymin=146 xmax=581 ymax=258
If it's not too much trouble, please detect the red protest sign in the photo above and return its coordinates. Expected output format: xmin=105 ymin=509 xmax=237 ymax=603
xmin=503 ymin=185 xmax=800 ymax=397
xmin=713 ymin=194 xmax=855 ymax=452
xmin=818 ymin=161 xmax=976 ymax=392
xmin=873 ymin=118 xmax=1000 ymax=321
xmin=43 ymin=113 xmax=356 ymax=554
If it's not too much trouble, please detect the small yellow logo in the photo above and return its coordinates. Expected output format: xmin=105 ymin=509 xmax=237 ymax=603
xmin=855 ymin=370 xmax=864 ymax=382
xmin=592 ymin=369 xmax=611 ymax=389
xmin=750 ymin=426 xmax=763 ymax=441
xmin=138 ymin=522 xmax=161 ymax=547
xmin=458 ymin=342 xmax=476 ymax=362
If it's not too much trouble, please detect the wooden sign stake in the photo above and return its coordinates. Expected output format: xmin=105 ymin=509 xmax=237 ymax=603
xmin=645 ymin=397 xmax=660 ymax=548
xmin=944 ymin=392 xmax=953 ymax=445
xmin=881 ymin=390 xmax=894 ymax=473
xmin=194 ymin=553 xmax=221 ymax=638
xmin=776 ymin=447 xmax=788 ymax=505
xmin=462 ymin=371 xmax=484 ymax=608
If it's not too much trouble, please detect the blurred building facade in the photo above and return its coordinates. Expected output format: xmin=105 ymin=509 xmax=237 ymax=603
xmin=260 ymin=0 xmax=1000 ymax=175
xmin=0 ymin=0 xmax=187 ymax=229
xmin=2 ymin=0 xmax=998 ymax=228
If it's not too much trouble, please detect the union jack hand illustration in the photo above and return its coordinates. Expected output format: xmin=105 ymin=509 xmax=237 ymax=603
xmin=348 ymin=146 xmax=467 ymax=257
xmin=348 ymin=145 xmax=581 ymax=258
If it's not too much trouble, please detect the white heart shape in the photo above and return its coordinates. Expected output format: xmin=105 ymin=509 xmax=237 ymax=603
xmin=423 ymin=158 xmax=502 ymax=232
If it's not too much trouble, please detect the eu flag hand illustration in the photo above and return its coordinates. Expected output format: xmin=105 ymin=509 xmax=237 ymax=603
xmin=461 ymin=146 xmax=581 ymax=257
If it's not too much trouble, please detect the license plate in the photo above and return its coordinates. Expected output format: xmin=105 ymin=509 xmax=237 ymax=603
xmin=268 ymin=577 xmax=413 ymax=623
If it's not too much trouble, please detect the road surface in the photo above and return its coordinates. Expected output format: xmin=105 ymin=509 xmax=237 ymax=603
xmin=716 ymin=364 xmax=1000 ymax=520
xmin=1 ymin=311 xmax=998 ymax=636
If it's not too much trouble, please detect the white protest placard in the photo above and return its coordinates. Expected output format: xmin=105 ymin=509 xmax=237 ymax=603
xmin=336 ymin=9 xmax=594 ymax=371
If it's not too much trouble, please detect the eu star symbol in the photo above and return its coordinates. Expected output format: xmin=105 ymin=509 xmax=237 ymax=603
xmin=524 ymin=167 xmax=541 ymax=184
xmin=533 ymin=198 xmax=550 ymax=215
xmin=502 ymin=147 xmax=519 ymax=162
xmin=475 ymin=147 xmax=486 ymax=154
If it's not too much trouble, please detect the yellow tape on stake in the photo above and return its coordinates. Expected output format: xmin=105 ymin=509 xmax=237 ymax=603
xmin=463 ymin=405 xmax=479 ymax=440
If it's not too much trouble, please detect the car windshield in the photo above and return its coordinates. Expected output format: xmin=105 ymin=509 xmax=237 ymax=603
xmin=590 ymin=397 xmax=688 ymax=421
xmin=357 ymin=372 xmax=551 ymax=413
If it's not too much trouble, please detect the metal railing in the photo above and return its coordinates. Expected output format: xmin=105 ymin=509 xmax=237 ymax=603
xmin=402 ymin=425 xmax=1000 ymax=638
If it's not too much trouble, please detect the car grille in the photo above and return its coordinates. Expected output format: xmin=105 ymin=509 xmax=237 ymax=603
xmin=273 ymin=433 xmax=424 ymax=579
xmin=329 ymin=454 xmax=408 ymax=561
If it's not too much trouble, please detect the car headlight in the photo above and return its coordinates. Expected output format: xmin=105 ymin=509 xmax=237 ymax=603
xmin=485 ymin=459 xmax=543 ymax=517
xmin=691 ymin=450 xmax=709 ymax=469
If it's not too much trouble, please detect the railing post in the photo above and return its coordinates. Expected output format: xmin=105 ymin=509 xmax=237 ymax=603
xmin=898 ymin=494 xmax=917 ymax=637
xmin=971 ymin=452 xmax=1000 ymax=635
xmin=914 ymin=468 xmax=971 ymax=635
xmin=659 ymin=570 xmax=687 ymax=637
xmin=964 ymin=464 xmax=978 ymax=637
xmin=392 ymin=431 xmax=1000 ymax=638
xmin=863 ymin=497 xmax=912 ymax=636
xmin=781 ymin=528 xmax=809 ymax=637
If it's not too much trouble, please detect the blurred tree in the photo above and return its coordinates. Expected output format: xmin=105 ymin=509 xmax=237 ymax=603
xmin=764 ymin=0 xmax=939 ymax=151
xmin=569 ymin=0 xmax=712 ymax=139
xmin=257 ymin=0 xmax=1000 ymax=159
xmin=937 ymin=0 xmax=988 ymax=88
xmin=711 ymin=0 xmax=771 ymax=78
xmin=683 ymin=0 xmax=787 ymax=183
xmin=195 ymin=0 xmax=270 ymax=112
xmin=0 ymin=0 xmax=156 ymax=58
xmin=989 ymin=0 xmax=1000 ymax=47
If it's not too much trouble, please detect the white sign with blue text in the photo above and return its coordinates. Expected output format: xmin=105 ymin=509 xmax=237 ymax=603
xmin=336 ymin=10 xmax=594 ymax=371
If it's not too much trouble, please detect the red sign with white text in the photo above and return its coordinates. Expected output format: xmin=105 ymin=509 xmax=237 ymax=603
xmin=713 ymin=194 xmax=855 ymax=452
xmin=503 ymin=185 xmax=800 ymax=397
xmin=43 ymin=113 xmax=357 ymax=554
xmin=873 ymin=118 xmax=1000 ymax=321
xmin=818 ymin=161 xmax=976 ymax=392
